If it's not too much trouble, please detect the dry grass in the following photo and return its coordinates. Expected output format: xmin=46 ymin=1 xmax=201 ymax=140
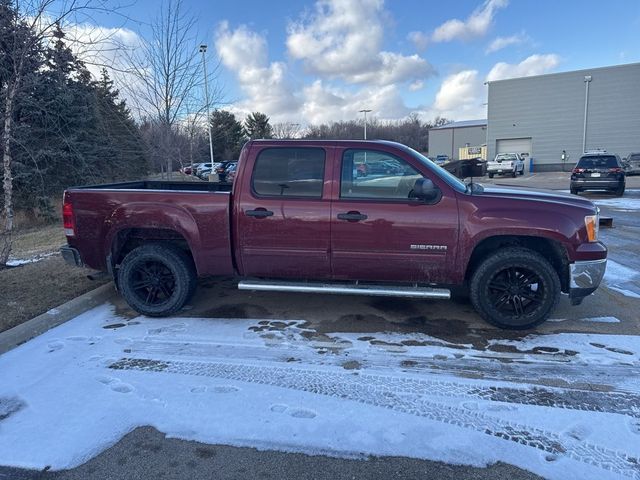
xmin=10 ymin=224 xmax=65 ymax=259
xmin=0 ymin=256 xmax=108 ymax=333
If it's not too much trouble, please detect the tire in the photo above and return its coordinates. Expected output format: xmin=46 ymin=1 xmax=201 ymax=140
xmin=118 ymin=243 xmax=197 ymax=317
xmin=469 ymin=247 xmax=560 ymax=330
xmin=488 ymin=173 xmax=494 ymax=178
xmin=570 ymin=186 xmax=579 ymax=195
xmin=614 ymin=183 xmax=625 ymax=196
xmin=511 ymin=169 xmax=517 ymax=178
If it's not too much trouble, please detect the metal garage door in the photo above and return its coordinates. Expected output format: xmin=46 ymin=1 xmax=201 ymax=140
xmin=496 ymin=138 xmax=532 ymax=172
xmin=496 ymin=138 xmax=532 ymax=157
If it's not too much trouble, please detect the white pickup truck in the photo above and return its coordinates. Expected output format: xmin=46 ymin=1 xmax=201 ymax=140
xmin=487 ymin=153 xmax=525 ymax=178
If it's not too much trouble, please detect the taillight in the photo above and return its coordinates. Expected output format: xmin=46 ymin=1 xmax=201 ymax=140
xmin=62 ymin=192 xmax=75 ymax=237
xmin=608 ymin=167 xmax=623 ymax=173
xmin=572 ymin=168 xmax=585 ymax=173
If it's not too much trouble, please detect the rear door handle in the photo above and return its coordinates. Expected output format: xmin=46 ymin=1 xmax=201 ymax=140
xmin=337 ymin=212 xmax=368 ymax=222
xmin=245 ymin=208 xmax=273 ymax=218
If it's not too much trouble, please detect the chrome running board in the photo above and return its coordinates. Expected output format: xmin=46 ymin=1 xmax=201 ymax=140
xmin=238 ymin=280 xmax=450 ymax=299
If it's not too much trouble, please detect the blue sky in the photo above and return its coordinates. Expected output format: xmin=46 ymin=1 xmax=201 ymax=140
xmin=89 ymin=0 xmax=640 ymax=124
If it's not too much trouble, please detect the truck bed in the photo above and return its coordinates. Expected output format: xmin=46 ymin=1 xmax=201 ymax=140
xmin=65 ymin=180 xmax=234 ymax=277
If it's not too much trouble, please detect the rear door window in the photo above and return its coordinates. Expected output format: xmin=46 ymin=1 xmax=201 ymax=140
xmin=252 ymin=148 xmax=325 ymax=198
xmin=577 ymin=156 xmax=618 ymax=169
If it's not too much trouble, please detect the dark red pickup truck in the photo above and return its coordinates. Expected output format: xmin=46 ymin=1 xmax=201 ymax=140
xmin=61 ymin=140 xmax=607 ymax=329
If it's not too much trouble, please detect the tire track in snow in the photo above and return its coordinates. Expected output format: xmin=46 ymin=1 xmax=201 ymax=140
xmin=109 ymin=357 xmax=640 ymax=479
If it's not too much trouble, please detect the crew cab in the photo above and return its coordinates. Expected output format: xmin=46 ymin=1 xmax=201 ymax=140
xmin=61 ymin=140 xmax=607 ymax=329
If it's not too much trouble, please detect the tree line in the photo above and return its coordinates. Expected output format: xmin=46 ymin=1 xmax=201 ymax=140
xmin=0 ymin=0 xmax=451 ymax=266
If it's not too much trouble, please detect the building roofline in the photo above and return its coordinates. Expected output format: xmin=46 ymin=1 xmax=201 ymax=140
xmin=486 ymin=61 xmax=640 ymax=85
xmin=431 ymin=119 xmax=487 ymax=130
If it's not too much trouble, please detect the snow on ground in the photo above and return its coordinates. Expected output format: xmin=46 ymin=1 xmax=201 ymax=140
xmin=594 ymin=197 xmax=640 ymax=212
xmin=1 ymin=305 xmax=640 ymax=480
xmin=604 ymin=260 xmax=640 ymax=299
xmin=6 ymin=252 xmax=57 ymax=267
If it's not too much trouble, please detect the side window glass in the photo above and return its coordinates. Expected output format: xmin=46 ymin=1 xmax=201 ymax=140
xmin=252 ymin=148 xmax=325 ymax=198
xmin=341 ymin=149 xmax=423 ymax=200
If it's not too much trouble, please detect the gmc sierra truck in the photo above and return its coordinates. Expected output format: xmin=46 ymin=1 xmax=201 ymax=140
xmin=61 ymin=140 xmax=607 ymax=329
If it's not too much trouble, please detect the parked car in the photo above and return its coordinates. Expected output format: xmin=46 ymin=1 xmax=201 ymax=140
xmin=216 ymin=161 xmax=238 ymax=182
xmin=623 ymin=153 xmax=640 ymax=176
xmin=225 ymin=162 xmax=237 ymax=183
xmin=195 ymin=163 xmax=213 ymax=177
xmin=486 ymin=153 xmax=525 ymax=178
xmin=570 ymin=152 xmax=625 ymax=196
xmin=61 ymin=139 xmax=606 ymax=330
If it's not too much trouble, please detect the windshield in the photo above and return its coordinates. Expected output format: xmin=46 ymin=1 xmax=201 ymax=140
xmin=399 ymin=145 xmax=467 ymax=193
xmin=577 ymin=156 xmax=618 ymax=169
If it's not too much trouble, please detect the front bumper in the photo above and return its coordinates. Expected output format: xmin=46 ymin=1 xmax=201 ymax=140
xmin=569 ymin=258 xmax=607 ymax=305
xmin=60 ymin=245 xmax=83 ymax=267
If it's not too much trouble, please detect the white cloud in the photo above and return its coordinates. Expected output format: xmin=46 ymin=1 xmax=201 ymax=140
xmin=409 ymin=80 xmax=424 ymax=91
xmin=431 ymin=70 xmax=486 ymax=119
xmin=432 ymin=0 xmax=509 ymax=43
xmin=485 ymin=31 xmax=529 ymax=54
xmin=286 ymin=0 xmax=433 ymax=85
xmin=407 ymin=31 xmax=429 ymax=51
xmin=301 ymin=81 xmax=410 ymax=124
xmin=215 ymin=22 xmax=300 ymax=121
xmin=486 ymin=54 xmax=560 ymax=81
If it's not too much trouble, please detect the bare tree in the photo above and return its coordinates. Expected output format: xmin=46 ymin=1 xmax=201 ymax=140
xmin=1 ymin=0 xmax=115 ymax=267
xmin=271 ymin=122 xmax=301 ymax=139
xmin=126 ymin=0 xmax=222 ymax=178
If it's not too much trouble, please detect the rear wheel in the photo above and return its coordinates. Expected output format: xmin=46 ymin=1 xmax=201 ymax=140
xmin=614 ymin=183 xmax=625 ymax=196
xmin=570 ymin=186 xmax=579 ymax=195
xmin=488 ymin=173 xmax=494 ymax=178
xmin=470 ymin=247 xmax=560 ymax=329
xmin=511 ymin=169 xmax=517 ymax=178
xmin=118 ymin=244 xmax=197 ymax=317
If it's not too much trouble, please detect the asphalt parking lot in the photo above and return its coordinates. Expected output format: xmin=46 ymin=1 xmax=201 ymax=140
xmin=1 ymin=172 xmax=639 ymax=480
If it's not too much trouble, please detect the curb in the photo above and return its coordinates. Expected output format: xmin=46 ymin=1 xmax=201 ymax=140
xmin=0 ymin=282 xmax=116 ymax=355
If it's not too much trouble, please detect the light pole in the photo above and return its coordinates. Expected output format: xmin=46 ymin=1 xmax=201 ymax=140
xmin=200 ymin=44 xmax=214 ymax=165
xmin=582 ymin=75 xmax=592 ymax=154
xmin=359 ymin=109 xmax=372 ymax=139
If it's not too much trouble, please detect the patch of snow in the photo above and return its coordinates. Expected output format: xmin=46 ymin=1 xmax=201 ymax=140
xmin=549 ymin=316 xmax=621 ymax=324
xmin=6 ymin=252 xmax=57 ymax=267
xmin=604 ymin=259 xmax=640 ymax=298
xmin=0 ymin=306 xmax=638 ymax=480
xmin=594 ymin=197 xmax=640 ymax=211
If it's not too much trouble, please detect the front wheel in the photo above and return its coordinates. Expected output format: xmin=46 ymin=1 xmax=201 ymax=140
xmin=118 ymin=243 xmax=197 ymax=317
xmin=488 ymin=173 xmax=494 ymax=178
xmin=469 ymin=247 xmax=560 ymax=329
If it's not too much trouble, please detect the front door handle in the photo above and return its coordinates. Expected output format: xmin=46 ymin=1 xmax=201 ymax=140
xmin=337 ymin=212 xmax=368 ymax=222
xmin=245 ymin=208 xmax=273 ymax=218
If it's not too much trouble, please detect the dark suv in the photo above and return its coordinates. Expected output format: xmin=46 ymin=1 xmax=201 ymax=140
xmin=570 ymin=152 xmax=625 ymax=196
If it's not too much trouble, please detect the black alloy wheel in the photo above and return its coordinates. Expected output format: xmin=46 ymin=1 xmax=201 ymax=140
xmin=470 ymin=247 xmax=560 ymax=329
xmin=130 ymin=260 xmax=176 ymax=306
xmin=119 ymin=243 xmax=197 ymax=317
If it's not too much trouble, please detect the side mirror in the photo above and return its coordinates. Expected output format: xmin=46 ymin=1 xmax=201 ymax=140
xmin=410 ymin=178 xmax=439 ymax=202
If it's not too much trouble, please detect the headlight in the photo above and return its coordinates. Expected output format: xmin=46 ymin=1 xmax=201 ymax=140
xmin=584 ymin=211 xmax=599 ymax=242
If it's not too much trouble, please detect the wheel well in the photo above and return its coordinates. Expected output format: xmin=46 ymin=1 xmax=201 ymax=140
xmin=465 ymin=235 xmax=570 ymax=293
xmin=111 ymin=228 xmax=195 ymax=269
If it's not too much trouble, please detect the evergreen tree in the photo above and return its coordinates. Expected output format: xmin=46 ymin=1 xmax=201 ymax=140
xmin=210 ymin=110 xmax=244 ymax=161
xmin=244 ymin=111 xmax=272 ymax=139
